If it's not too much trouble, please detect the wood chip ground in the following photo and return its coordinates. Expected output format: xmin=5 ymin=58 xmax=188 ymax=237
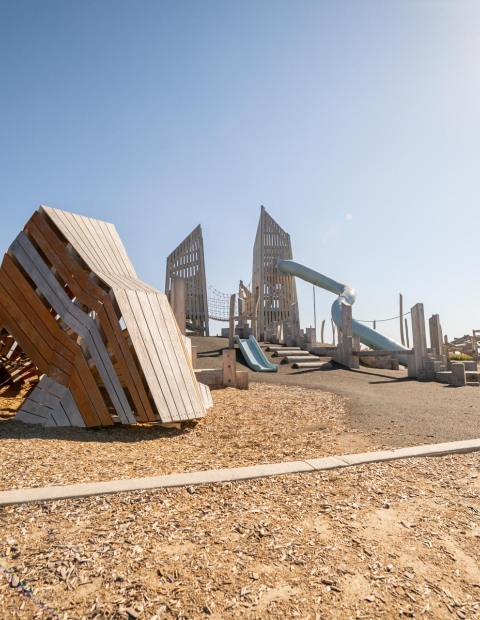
xmin=0 ymin=455 xmax=479 ymax=619
xmin=1 ymin=383 xmax=479 ymax=619
xmin=0 ymin=382 xmax=365 ymax=491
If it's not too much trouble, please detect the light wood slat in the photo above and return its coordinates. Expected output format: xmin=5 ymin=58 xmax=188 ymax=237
xmin=80 ymin=215 xmax=119 ymax=276
xmin=113 ymin=288 xmax=172 ymax=421
xmin=5 ymin=205 xmax=205 ymax=426
xmin=126 ymin=290 xmax=181 ymax=421
xmin=99 ymin=272 xmax=158 ymax=294
xmin=149 ymin=292 xmax=204 ymax=419
xmin=94 ymin=219 xmax=133 ymax=278
xmin=141 ymin=292 xmax=194 ymax=420
xmin=104 ymin=221 xmax=137 ymax=277
xmin=92 ymin=218 xmax=126 ymax=277
xmin=42 ymin=207 xmax=102 ymax=276
xmin=98 ymin=303 xmax=155 ymax=422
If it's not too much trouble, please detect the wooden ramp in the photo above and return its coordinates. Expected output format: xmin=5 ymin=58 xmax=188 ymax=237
xmin=0 ymin=206 xmax=205 ymax=427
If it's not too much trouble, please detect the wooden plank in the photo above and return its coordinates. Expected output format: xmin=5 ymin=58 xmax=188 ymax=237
xmin=150 ymin=291 xmax=204 ymax=419
xmin=170 ymin=277 xmax=186 ymax=336
xmin=36 ymin=375 xmax=68 ymax=398
xmin=26 ymin=214 xmax=103 ymax=310
xmin=0 ymin=281 xmax=51 ymax=374
xmin=69 ymin=364 xmax=106 ymax=427
xmin=411 ymin=303 xmax=428 ymax=381
xmin=135 ymin=290 xmax=190 ymax=420
xmin=236 ymin=371 xmax=249 ymax=390
xmin=61 ymin=390 xmax=86 ymax=427
xmin=12 ymin=233 xmax=134 ymax=423
xmin=28 ymin=386 xmax=61 ymax=409
xmin=114 ymin=288 xmax=171 ymax=421
xmin=222 ymin=349 xmax=236 ymax=387
xmin=98 ymin=303 xmax=155 ymax=422
xmin=1 ymin=254 xmax=79 ymax=358
xmin=104 ymin=220 xmax=137 ymax=278
xmin=50 ymin=404 xmax=72 ymax=427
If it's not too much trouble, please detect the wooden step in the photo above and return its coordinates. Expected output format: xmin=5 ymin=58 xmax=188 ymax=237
xmin=283 ymin=355 xmax=322 ymax=364
xmin=292 ymin=361 xmax=332 ymax=369
xmin=273 ymin=349 xmax=310 ymax=358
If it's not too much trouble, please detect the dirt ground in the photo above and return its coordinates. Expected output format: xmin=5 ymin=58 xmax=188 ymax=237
xmin=1 ymin=453 xmax=479 ymax=619
xmin=193 ymin=337 xmax=480 ymax=448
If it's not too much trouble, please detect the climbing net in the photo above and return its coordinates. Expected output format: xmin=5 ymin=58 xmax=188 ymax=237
xmin=207 ymin=283 xmax=237 ymax=322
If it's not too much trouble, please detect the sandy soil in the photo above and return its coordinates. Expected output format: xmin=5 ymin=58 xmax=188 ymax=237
xmin=1 ymin=453 xmax=479 ymax=619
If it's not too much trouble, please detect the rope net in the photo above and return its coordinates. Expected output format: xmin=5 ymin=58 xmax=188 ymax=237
xmin=207 ymin=283 xmax=237 ymax=322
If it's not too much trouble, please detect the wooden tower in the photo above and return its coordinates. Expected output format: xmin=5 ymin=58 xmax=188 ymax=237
xmin=165 ymin=225 xmax=209 ymax=336
xmin=252 ymin=206 xmax=298 ymax=340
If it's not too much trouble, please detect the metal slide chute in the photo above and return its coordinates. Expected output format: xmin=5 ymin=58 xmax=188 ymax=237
xmin=234 ymin=335 xmax=279 ymax=372
xmin=277 ymin=259 xmax=409 ymax=366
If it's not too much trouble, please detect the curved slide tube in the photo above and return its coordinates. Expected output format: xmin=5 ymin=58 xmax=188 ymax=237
xmin=277 ymin=259 xmax=409 ymax=366
xmin=235 ymin=335 xmax=279 ymax=372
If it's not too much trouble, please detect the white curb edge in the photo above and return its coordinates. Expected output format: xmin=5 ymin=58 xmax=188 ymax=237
xmin=1 ymin=439 xmax=480 ymax=506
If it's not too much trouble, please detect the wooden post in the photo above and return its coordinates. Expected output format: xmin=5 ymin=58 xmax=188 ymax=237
xmin=228 ymin=294 xmax=236 ymax=349
xmin=222 ymin=349 xmax=236 ymax=388
xmin=191 ymin=346 xmax=197 ymax=369
xmin=429 ymin=314 xmax=443 ymax=357
xmin=236 ymin=371 xmax=249 ymax=390
xmin=405 ymin=318 xmax=410 ymax=348
xmin=411 ymin=303 xmax=428 ymax=381
xmin=170 ymin=277 xmax=186 ymax=336
xmin=399 ymin=293 xmax=405 ymax=346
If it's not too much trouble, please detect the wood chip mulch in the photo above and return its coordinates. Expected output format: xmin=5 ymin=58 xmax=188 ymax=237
xmin=0 ymin=453 xmax=479 ymax=619
xmin=0 ymin=382 xmax=366 ymax=492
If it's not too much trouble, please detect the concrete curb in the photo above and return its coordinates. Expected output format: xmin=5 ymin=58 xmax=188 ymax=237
xmin=1 ymin=438 xmax=480 ymax=506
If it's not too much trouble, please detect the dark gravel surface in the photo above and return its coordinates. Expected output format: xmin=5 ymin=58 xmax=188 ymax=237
xmin=193 ymin=337 xmax=480 ymax=449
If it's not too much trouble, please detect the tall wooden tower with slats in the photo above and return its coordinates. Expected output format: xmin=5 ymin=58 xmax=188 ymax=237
xmin=252 ymin=206 xmax=299 ymax=340
xmin=165 ymin=225 xmax=209 ymax=337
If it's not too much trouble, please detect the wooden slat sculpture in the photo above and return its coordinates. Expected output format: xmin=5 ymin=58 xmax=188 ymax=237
xmin=0 ymin=336 xmax=39 ymax=388
xmin=165 ymin=225 xmax=209 ymax=336
xmin=252 ymin=206 xmax=299 ymax=340
xmin=0 ymin=206 xmax=206 ymax=427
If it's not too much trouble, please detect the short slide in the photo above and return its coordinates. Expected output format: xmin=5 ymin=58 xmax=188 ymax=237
xmin=234 ymin=335 xmax=279 ymax=372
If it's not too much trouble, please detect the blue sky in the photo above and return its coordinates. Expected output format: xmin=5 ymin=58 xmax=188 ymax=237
xmin=1 ymin=0 xmax=478 ymax=343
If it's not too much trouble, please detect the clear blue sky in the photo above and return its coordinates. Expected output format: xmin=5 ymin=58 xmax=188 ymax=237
xmin=1 ymin=1 xmax=478 ymax=343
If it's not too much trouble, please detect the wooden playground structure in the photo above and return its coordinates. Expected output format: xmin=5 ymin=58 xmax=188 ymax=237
xmin=0 ymin=207 xmax=211 ymax=427
xmin=0 ymin=204 xmax=478 ymax=428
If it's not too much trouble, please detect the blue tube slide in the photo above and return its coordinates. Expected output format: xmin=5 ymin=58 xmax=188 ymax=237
xmin=277 ymin=259 xmax=409 ymax=366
